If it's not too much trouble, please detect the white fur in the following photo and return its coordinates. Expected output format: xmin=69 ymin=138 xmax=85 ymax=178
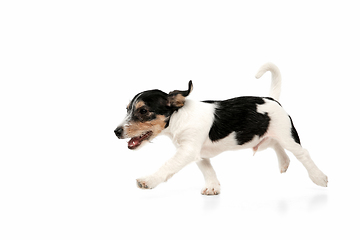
xmin=137 ymin=100 xmax=215 ymax=189
xmin=255 ymin=62 xmax=282 ymax=101
xmin=135 ymin=63 xmax=328 ymax=194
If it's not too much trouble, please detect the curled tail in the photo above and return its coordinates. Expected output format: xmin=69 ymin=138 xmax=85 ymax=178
xmin=255 ymin=62 xmax=282 ymax=101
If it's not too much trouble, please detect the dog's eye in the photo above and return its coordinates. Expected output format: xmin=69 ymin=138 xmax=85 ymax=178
xmin=139 ymin=109 xmax=148 ymax=114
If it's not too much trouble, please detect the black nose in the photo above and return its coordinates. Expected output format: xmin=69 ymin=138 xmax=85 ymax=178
xmin=114 ymin=127 xmax=123 ymax=139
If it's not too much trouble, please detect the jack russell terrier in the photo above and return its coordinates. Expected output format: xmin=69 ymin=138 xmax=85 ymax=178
xmin=114 ymin=63 xmax=328 ymax=195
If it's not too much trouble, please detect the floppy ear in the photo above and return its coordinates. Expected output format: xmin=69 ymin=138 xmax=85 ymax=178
xmin=167 ymin=80 xmax=193 ymax=108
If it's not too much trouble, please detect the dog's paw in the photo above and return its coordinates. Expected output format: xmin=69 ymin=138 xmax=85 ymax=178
xmin=279 ymin=157 xmax=290 ymax=173
xmin=309 ymin=170 xmax=328 ymax=187
xmin=136 ymin=175 xmax=161 ymax=190
xmin=136 ymin=179 xmax=150 ymax=189
xmin=201 ymin=182 xmax=221 ymax=195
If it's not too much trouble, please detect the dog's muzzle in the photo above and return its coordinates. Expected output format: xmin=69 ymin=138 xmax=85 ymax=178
xmin=114 ymin=127 xmax=124 ymax=139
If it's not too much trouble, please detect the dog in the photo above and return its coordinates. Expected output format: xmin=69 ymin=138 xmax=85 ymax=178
xmin=114 ymin=63 xmax=328 ymax=195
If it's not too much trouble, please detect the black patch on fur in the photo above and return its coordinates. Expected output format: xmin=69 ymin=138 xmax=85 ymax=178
xmin=137 ymin=90 xmax=170 ymax=114
xmin=289 ymin=116 xmax=301 ymax=145
xmin=203 ymin=97 xmax=270 ymax=145
xmin=128 ymin=89 xmax=176 ymax=128
xmin=264 ymin=97 xmax=282 ymax=106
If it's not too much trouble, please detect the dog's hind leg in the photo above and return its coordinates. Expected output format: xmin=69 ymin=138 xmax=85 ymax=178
xmin=253 ymin=138 xmax=290 ymax=173
xmin=196 ymin=158 xmax=221 ymax=195
xmin=276 ymin=135 xmax=328 ymax=187
xmin=271 ymin=140 xmax=291 ymax=174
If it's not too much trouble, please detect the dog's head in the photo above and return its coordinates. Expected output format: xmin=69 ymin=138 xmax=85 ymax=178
xmin=114 ymin=81 xmax=193 ymax=150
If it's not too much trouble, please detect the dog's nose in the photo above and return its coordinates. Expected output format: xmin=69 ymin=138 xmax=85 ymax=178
xmin=114 ymin=127 xmax=123 ymax=139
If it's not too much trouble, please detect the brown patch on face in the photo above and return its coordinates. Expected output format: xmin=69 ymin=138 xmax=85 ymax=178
xmin=124 ymin=114 xmax=168 ymax=139
xmin=135 ymin=101 xmax=145 ymax=110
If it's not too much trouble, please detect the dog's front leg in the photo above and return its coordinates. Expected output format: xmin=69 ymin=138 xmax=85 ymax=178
xmin=196 ymin=158 xmax=221 ymax=195
xmin=136 ymin=144 xmax=201 ymax=190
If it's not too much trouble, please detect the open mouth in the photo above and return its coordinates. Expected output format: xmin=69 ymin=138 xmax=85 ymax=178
xmin=127 ymin=131 xmax=153 ymax=150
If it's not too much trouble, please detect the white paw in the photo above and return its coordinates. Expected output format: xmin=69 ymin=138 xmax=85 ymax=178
xmin=309 ymin=170 xmax=328 ymax=187
xmin=136 ymin=175 xmax=162 ymax=190
xmin=279 ymin=157 xmax=290 ymax=173
xmin=201 ymin=182 xmax=221 ymax=195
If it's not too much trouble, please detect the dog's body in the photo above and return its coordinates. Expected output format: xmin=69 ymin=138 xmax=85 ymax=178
xmin=115 ymin=63 xmax=328 ymax=195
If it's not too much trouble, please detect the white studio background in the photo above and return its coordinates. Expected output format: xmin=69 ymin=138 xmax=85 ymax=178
xmin=1 ymin=1 xmax=359 ymax=239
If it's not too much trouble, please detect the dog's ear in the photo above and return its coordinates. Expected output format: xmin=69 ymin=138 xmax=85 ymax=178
xmin=167 ymin=80 xmax=193 ymax=108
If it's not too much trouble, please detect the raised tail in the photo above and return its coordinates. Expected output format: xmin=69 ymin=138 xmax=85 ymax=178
xmin=255 ymin=62 xmax=282 ymax=101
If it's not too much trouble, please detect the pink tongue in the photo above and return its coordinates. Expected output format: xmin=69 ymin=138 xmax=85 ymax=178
xmin=128 ymin=137 xmax=141 ymax=149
